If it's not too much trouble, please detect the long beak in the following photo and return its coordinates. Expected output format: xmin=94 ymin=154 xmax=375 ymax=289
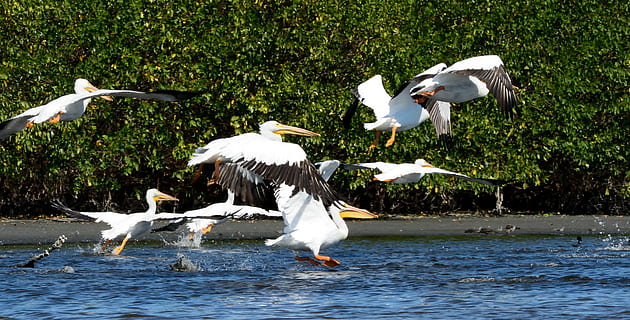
xmin=417 ymin=159 xmax=436 ymax=168
xmin=274 ymin=123 xmax=320 ymax=137
xmin=154 ymin=192 xmax=179 ymax=202
xmin=84 ymin=85 xmax=114 ymax=101
xmin=339 ymin=203 xmax=378 ymax=219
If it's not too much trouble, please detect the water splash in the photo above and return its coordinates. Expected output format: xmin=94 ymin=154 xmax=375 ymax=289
xmin=163 ymin=233 xmax=204 ymax=248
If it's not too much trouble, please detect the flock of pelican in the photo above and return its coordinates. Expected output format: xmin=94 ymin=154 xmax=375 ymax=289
xmin=3 ymin=55 xmax=517 ymax=267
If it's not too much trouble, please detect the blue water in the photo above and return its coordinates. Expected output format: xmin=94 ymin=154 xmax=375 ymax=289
xmin=1 ymin=234 xmax=629 ymax=319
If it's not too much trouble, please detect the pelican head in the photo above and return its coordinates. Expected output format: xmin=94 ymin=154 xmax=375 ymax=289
xmin=414 ymin=159 xmax=436 ymax=168
xmin=259 ymin=121 xmax=320 ymax=140
xmin=337 ymin=203 xmax=378 ymax=219
xmin=74 ymin=78 xmax=113 ymax=101
xmin=146 ymin=188 xmax=179 ymax=202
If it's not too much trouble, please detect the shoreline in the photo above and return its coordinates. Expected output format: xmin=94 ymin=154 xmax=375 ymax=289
xmin=1 ymin=214 xmax=628 ymax=245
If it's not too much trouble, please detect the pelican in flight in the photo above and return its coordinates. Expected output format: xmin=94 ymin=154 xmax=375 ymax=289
xmin=0 ymin=78 xmax=200 ymax=140
xmin=52 ymin=188 xmax=180 ymax=255
xmin=266 ymin=159 xmax=377 ymax=267
xmin=344 ymin=64 xmax=452 ymax=149
xmin=409 ymin=55 xmax=518 ymax=118
xmin=344 ymin=159 xmax=504 ymax=186
xmin=152 ymin=191 xmax=282 ymax=239
xmin=188 ymin=120 xmax=338 ymax=207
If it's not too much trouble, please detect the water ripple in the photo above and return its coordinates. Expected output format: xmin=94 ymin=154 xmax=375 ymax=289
xmin=2 ymin=235 xmax=629 ymax=319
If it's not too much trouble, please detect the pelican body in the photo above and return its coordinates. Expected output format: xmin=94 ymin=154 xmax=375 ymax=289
xmin=409 ymin=55 xmax=518 ymax=118
xmin=53 ymin=188 xmax=179 ymax=255
xmin=344 ymin=64 xmax=452 ymax=148
xmin=266 ymin=159 xmax=377 ymax=267
xmin=344 ymin=159 xmax=504 ymax=186
xmin=0 ymin=78 xmax=200 ymax=140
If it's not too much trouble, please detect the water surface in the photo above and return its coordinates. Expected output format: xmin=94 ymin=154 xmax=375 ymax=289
xmin=1 ymin=234 xmax=629 ymax=319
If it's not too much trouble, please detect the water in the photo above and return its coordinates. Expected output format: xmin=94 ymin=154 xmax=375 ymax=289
xmin=1 ymin=234 xmax=629 ymax=319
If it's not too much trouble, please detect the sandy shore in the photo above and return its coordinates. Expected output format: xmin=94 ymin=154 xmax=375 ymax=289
xmin=1 ymin=214 xmax=628 ymax=245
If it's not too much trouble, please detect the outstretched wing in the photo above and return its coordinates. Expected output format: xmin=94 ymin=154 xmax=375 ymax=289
xmin=343 ymin=161 xmax=399 ymax=173
xmin=447 ymin=55 xmax=517 ymax=117
xmin=0 ymin=106 xmax=46 ymax=140
xmin=424 ymin=99 xmax=452 ymax=141
xmin=423 ymin=167 xmax=505 ymax=186
xmin=189 ymin=134 xmax=340 ymax=207
xmin=51 ymin=200 xmax=128 ymax=226
xmin=350 ymin=75 xmax=393 ymax=120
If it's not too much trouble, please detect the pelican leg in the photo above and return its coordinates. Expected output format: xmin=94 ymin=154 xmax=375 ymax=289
xmin=188 ymin=232 xmax=196 ymax=240
xmin=413 ymin=86 xmax=446 ymax=103
xmin=368 ymin=131 xmax=381 ymax=150
xmin=48 ymin=111 xmax=64 ymax=124
xmin=25 ymin=122 xmax=35 ymax=128
xmin=385 ymin=126 xmax=399 ymax=147
xmin=190 ymin=163 xmax=205 ymax=184
xmin=200 ymin=224 xmax=214 ymax=234
xmin=112 ymin=237 xmax=130 ymax=255
xmin=101 ymin=239 xmax=112 ymax=251
xmin=314 ymin=254 xmax=341 ymax=267
xmin=295 ymin=255 xmax=321 ymax=266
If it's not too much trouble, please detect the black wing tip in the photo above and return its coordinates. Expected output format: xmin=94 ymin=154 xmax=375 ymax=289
xmin=485 ymin=178 xmax=510 ymax=186
xmin=50 ymin=199 xmax=72 ymax=214
xmin=151 ymin=220 xmax=186 ymax=233
xmin=151 ymin=90 xmax=206 ymax=101
xmin=438 ymin=133 xmax=453 ymax=148
xmin=342 ymin=97 xmax=360 ymax=129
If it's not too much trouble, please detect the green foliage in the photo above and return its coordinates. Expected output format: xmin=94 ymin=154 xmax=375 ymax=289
xmin=0 ymin=0 xmax=628 ymax=216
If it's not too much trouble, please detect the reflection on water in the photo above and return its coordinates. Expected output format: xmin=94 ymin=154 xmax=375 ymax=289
xmin=1 ymin=234 xmax=629 ymax=319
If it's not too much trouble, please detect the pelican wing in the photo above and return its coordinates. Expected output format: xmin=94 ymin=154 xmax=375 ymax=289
xmin=230 ymin=205 xmax=281 ymax=219
xmin=0 ymin=106 xmax=46 ymax=139
xmin=343 ymin=161 xmax=399 ymax=173
xmin=350 ymin=75 xmax=393 ymax=120
xmin=276 ymin=189 xmax=330 ymax=233
xmin=75 ymin=89 xmax=202 ymax=102
xmin=446 ymin=55 xmax=517 ymax=117
xmin=32 ymin=89 xmax=201 ymax=124
xmin=422 ymin=166 xmax=504 ymax=186
xmin=424 ymin=99 xmax=452 ymax=140
xmin=51 ymin=200 xmax=129 ymax=226
xmin=314 ymin=160 xmax=340 ymax=182
xmin=387 ymin=80 xmax=424 ymax=117
xmin=408 ymin=63 xmax=448 ymax=87
xmin=192 ymin=133 xmax=338 ymax=206
xmin=216 ymin=162 xmax=274 ymax=206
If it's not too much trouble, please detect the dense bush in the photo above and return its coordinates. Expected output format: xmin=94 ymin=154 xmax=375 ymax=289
xmin=0 ymin=0 xmax=628 ymax=216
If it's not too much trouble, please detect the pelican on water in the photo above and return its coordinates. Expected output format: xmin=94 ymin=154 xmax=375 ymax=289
xmin=409 ymin=55 xmax=518 ymax=118
xmin=52 ymin=188 xmax=179 ymax=255
xmin=344 ymin=64 xmax=452 ymax=149
xmin=0 ymin=78 xmax=199 ymax=140
xmin=266 ymin=159 xmax=377 ymax=267
xmin=344 ymin=159 xmax=504 ymax=186
xmin=187 ymin=120 xmax=338 ymax=207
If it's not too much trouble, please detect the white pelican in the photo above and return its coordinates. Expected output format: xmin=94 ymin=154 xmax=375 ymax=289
xmin=0 ymin=78 xmax=200 ymax=140
xmin=152 ymin=191 xmax=282 ymax=239
xmin=344 ymin=159 xmax=504 ymax=185
xmin=409 ymin=55 xmax=518 ymax=118
xmin=188 ymin=121 xmax=339 ymax=207
xmin=52 ymin=188 xmax=179 ymax=255
xmin=344 ymin=64 xmax=452 ymax=149
xmin=267 ymin=187 xmax=377 ymax=267
xmin=266 ymin=158 xmax=377 ymax=267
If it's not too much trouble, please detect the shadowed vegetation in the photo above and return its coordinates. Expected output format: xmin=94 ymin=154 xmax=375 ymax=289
xmin=0 ymin=0 xmax=628 ymax=217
